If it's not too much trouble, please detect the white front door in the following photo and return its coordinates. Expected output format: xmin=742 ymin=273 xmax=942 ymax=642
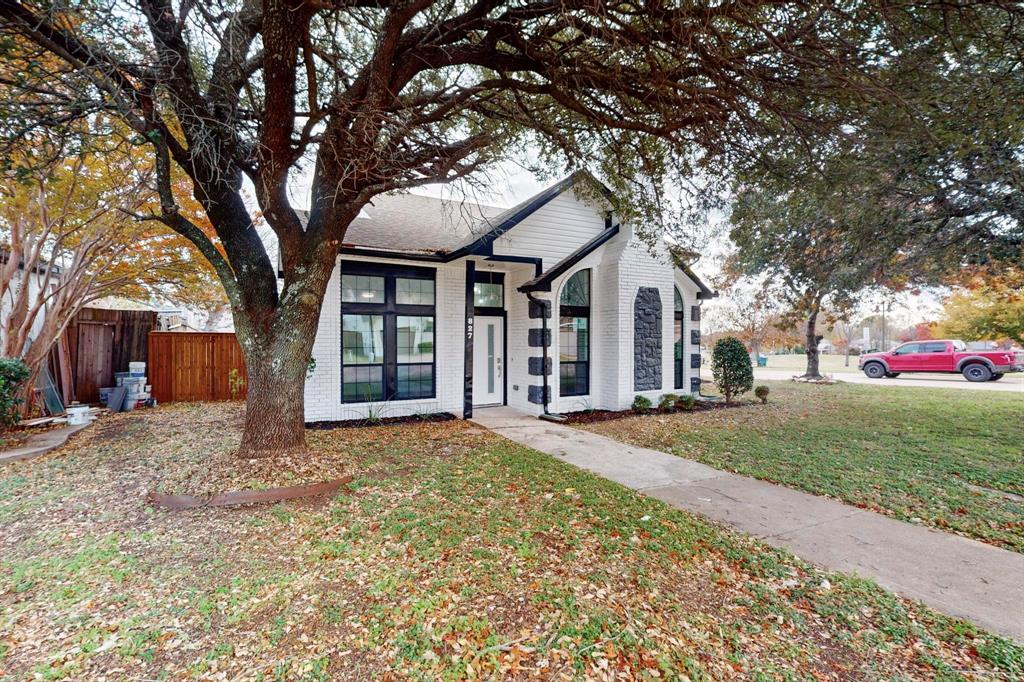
xmin=472 ymin=316 xmax=504 ymax=406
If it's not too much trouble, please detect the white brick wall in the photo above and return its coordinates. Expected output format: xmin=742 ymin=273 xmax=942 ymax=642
xmin=303 ymin=227 xmax=709 ymax=421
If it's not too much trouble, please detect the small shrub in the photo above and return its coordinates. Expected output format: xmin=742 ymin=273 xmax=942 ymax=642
xmin=0 ymin=358 xmax=31 ymax=426
xmin=228 ymin=368 xmax=246 ymax=400
xmin=631 ymin=395 xmax=652 ymax=414
xmin=848 ymin=347 xmax=861 ymax=356
xmin=675 ymin=394 xmax=697 ymax=411
xmin=658 ymin=393 xmax=679 ymax=412
xmin=754 ymin=385 xmax=770 ymax=404
xmin=575 ymin=396 xmax=596 ymax=413
xmin=711 ymin=337 xmax=754 ymax=404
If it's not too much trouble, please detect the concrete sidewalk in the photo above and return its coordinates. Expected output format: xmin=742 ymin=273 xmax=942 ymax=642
xmin=471 ymin=407 xmax=1024 ymax=642
xmin=0 ymin=422 xmax=90 ymax=465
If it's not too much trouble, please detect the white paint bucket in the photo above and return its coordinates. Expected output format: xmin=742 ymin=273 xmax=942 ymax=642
xmin=67 ymin=406 xmax=91 ymax=425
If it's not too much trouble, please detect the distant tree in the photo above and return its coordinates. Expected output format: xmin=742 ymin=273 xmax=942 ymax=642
xmin=829 ymin=320 xmax=857 ymax=366
xmin=708 ymin=281 xmax=784 ymax=361
xmin=725 ymin=194 xmax=893 ymax=378
xmin=711 ymin=337 xmax=754 ymax=404
xmin=914 ymin=323 xmax=935 ymax=341
xmin=934 ymin=270 xmax=1024 ymax=346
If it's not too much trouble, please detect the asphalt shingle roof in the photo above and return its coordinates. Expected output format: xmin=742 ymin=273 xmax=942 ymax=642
xmin=299 ymin=194 xmax=510 ymax=255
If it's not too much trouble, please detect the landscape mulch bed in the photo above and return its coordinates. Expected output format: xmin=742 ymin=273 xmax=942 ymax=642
xmin=306 ymin=411 xmax=455 ymax=430
xmin=562 ymin=400 xmax=756 ymax=424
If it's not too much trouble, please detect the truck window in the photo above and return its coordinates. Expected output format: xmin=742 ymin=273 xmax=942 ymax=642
xmin=923 ymin=342 xmax=948 ymax=353
xmin=894 ymin=343 xmax=922 ymax=354
xmin=953 ymin=341 xmax=966 ymax=351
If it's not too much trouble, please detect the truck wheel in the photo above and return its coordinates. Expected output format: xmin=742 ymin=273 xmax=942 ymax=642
xmin=885 ymin=372 xmax=901 ymax=378
xmin=962 ymin=364 xmax=992 ymax=382
xmin=990 ymin=373 xmax=1005 ymax=381
xmin=863 ymin=362 xmax=886 ymax=379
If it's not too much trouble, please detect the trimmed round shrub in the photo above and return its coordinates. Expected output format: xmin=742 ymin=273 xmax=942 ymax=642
xmin=675 ymin=394 xmax=697 ymax=411
xmin=754 ymin=385 xmax=770 ymax=404
xmin=711 ymin=337 xmax=754 ymax=404
xmin=631 ymin=395 xmax=653 ymax=414
xmin=658 ymin=393 xmax=679 ymax=412
xmin=0 ymin=358 xmax=32 ymax=426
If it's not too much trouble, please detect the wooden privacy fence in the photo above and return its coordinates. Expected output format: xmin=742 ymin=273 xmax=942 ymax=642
xmin=66 ymin=308 xmax=158 ymax=403
xmin=148 ymin=332 xmax=247 ymax=402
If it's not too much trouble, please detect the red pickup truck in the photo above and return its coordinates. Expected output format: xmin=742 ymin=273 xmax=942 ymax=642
xmin=859 ymin=340 xmax=1024 ymax=382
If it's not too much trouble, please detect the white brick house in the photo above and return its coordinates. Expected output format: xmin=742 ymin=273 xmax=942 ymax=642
xmin=302 ymin=172 xmax=715 ymax=422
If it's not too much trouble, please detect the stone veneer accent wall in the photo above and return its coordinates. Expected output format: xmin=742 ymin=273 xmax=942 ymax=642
xmin=633 ymin=287 xmax=662 ymax=390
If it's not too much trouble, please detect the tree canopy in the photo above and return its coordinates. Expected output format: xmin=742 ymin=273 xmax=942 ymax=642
xmin=730 ymin=3 xmax=1024 ymax=281
xmin=0 ymin=125 xmax=224 ymax=406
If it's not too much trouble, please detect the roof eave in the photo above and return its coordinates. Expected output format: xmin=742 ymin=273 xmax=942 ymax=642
xmin=678 ymin=264 xmax=717 ymax=299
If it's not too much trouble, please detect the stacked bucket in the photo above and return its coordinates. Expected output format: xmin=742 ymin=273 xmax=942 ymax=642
xmin=102 ymin=362 xmax=153 ymax=410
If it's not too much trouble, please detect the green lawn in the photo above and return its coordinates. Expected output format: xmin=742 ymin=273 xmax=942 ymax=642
xmin=0 ymin=403 xmax=1021 ymax=680
xmin=580 ymin=381 xmax=1024 ymax=552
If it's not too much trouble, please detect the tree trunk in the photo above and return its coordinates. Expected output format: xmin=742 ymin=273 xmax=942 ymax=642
xmin=236 ymin=332 xmax=312 ymax=458
xmin=233 ymin=244 xmax=337 ymax=459
xmin=803 ymin=308 xmax=822 ymax=378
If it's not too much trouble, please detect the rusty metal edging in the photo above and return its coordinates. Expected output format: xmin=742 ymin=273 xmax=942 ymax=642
xmin=146 ymin=475 xmax=354 ymax=510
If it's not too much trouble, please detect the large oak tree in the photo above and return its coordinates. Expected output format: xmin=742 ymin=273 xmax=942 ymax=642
xmin=0 ymin=0 xmax=992 ymax=455
xmin=725 ymin=3 xmax=1022 ymax=377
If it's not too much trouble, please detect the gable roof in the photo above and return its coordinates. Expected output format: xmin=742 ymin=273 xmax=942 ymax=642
xmin=300 ymin=171 xmax=611 ymax=260
xmin=518 ymin=223 xmax=620 ymax=293
xmin=293 ymin=173 xmax=716 ymax=298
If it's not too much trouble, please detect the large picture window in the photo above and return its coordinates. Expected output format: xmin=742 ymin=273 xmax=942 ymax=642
xmin=559 ymin=269 xmax=590 ymax=397
xmin=340 ymin=263 xmax=435 ymax=403
xmin=674 ymin=287 xmax=684 ymax=389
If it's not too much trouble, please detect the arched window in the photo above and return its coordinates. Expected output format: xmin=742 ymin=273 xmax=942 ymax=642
xmin=674 ymin=287 xmax=684 ymax=389
xmin=559 ymin=270 xmax=590 ymax=396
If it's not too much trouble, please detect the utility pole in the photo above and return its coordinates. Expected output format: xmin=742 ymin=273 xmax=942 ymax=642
xmin=878 ymin=300 xmax=891 ymax=350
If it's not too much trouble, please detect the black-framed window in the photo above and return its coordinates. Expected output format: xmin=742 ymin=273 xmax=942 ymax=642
xmin=340 ymin=262 xmax=435 ymax=402
xmin=559 ymin=269 xmax=590 ymax=397
xmin=674 ymin=287 xmax=684 ymax=389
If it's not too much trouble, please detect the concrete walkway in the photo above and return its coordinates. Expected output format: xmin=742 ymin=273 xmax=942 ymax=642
xmin=471 ymin=407 xmax=1024 ymax=642
xmin=0 ymin=422 xmax=90 ymax=465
